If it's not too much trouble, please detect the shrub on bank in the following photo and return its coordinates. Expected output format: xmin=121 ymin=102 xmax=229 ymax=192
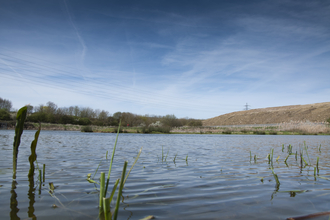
xmin=81 ymin=126 xmax=93 ymax=132
xmin=140 ymin=126 xmax=170 ymax=134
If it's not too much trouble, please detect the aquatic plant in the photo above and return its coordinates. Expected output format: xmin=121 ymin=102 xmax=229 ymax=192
xmin=13 ymin=106 xmax=27 ymax=179
xmin=86 ymin=121 xmax=142 ymax=219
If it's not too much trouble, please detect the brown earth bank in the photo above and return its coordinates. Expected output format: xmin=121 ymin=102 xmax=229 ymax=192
xmin=203 ymin=102 xmax=330 ymax=126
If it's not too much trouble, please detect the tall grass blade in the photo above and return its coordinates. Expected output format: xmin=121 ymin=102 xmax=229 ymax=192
xmin=109 ymin=179 xmax=120 ymax=203
xmin=317 ymin=157 xmax=319 ymax=174
xmin=113 ymin=161 xmax=128 ymax=220
xmin=28 ymin=123 xmax=41 ymax=178
xmin=123 ymin=147 xmax=143 ymax=185
xmin=105 ymin=120 xmax=121 ymax=196
xmin=99 ymin=172 xmax=105 ymax=208
xmin=13 ymin=106 xmax=27 ymax=179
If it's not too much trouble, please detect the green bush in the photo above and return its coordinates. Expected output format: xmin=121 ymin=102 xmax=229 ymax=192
xmin=0 ymin=109 xmax=12 ymax=121
xmin=253 ymin=131 xmax=266 ymax=135
xmin=140 ymin=126 xmax=170 ymax=134
xmin=81 ymin=126 xmax=93 ymax=132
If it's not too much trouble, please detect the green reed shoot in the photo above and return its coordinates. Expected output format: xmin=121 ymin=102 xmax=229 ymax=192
xmin=103 ymin=197 xmax=111 ymax=220
xmin=99 ymin=172 xmax=105 ymax=208
xmin=186 ymin=154 xmax=188 ymax=162
xmin=271 ymin=148 xmax=274 ymax=166
xmin=43 ymin=164 xmax=45 ymax=182
xmin=295 ymin=151 xmax=297 ymax=161
xmin=13 ymin=106 xmax=27 ymax=179
xmin=173 ymin=153 xmax=177 ymax=163
xmin=267 ymin=154 xmax=270 ymax=164
xmin=314 ymin=167 xmax=317 ymax=179
xmin=123 ymin=147 xmax=142 ymax=185
xmin=284 ymin=154 xmax=289 ymax=163
xmin=250 ymin=151 xmax=252 ymax=161
xmin=104 ymin=120 xmax=121 ymax=196
xmin=164 ymin=148 xmax=169 ymax=162
xmin=271 ymin=168 xmax=280 ymax=186
xmin=282 ymin=144 xmax=284 ymax=152
xmin=319 ymin=144 xmax=321 ymax=153
xmin=254 ymin=155 xmax=257 ymax=163
xmin=109 ymin=179 xmax=119 ymax=204
xmin=304 ymin=141 xmax=311 ymax=165
xmin=28 ymin=123 xmax=41 ymax=178
xmin=316 ymin=157 xmax=319 ymax=174
xmin=39 ymin=170 xmax=42 ymax=183
xmin=301 ymin=156 xmax=308 ymax=165
xmin=113 ymin=161 xmax=128 ymax=220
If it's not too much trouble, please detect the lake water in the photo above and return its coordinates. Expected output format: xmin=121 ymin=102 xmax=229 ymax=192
xmin=1 ymin=130 xmax=330 ymax=220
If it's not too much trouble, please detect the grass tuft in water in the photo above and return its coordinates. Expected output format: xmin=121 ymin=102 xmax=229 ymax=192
xmin=113 ymin=161 xmax=128 ymax=220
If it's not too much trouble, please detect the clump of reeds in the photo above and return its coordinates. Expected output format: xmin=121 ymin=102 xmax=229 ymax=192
xmin=86 ymin=121 xmax=142 ymax=219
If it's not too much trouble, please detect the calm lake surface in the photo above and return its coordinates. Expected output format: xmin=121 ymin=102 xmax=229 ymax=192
xmin=1 ymin=130 xmax=330 ymax=220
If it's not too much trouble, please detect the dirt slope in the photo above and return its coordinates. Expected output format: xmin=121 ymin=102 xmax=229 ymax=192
xmin=203 ymin=102 xmax=330 ymax=126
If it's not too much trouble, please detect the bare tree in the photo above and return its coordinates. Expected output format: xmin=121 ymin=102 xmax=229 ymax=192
xmin=0 ymin=97 xmax=12 ymax=111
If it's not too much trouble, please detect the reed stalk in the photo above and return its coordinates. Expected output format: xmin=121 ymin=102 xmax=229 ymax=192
xmin=43 ymin=164 xmax=45 ymax=182
xmin=284 ymin=155 xmax=289 ymax=163
xmin=164 ymin=149 xmax=169 ymax=162
xmin=113 ymin=161 xmax=128 ymax=220
xmin=124 ymin=147 xmax=143 ymax=185
xmin=173 ymin=153 xmax=177 ymax=163
xmin=39 ymin=170 xmax=42 ymax=183
xmin=103 ymin=197 xmax=111 ymax=220
xmin=271 ymin=168 xmax=280 ymax=186
xmin=316 ymin=157 xmax=319 ymax=174
xmin=104 ymin=120 xmax=121 ymax=196
xmin=301 ymin=156 xmax=308 ymax=165
xmin=250 ymin=151 xmax=252 ymax=161
xmin=109 ymin=179 xmax=119 ymax=203
xmin=282 ymin=144 xmax=284 ymax=152
xmin=99 ymin=172 xmax=105 ymax=208
xmin=13 ymin=106 xmax=27 ymax=179
xmin=162 ymin=146 xmax=164 ymax=162
xmin=304 ymin=141 xmax=311 ymax=165
xmin=28 ymin=124 xmax=41 ymax=178
xmin=314 ymin=167 xmax=317 ymax=179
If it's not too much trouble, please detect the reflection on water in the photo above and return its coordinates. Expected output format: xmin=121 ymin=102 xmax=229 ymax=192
xmin=1 ymin=130 xmax=330 ymax=219
xmin=10 ymin=180 xmax=19 ymax=220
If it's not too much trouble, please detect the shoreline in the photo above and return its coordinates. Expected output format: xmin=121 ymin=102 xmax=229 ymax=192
xmin=2 ymin=122 xmax=330 ymax=135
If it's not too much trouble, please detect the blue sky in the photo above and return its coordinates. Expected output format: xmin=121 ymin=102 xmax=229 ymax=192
xmin=0 ymin=0 xmax=329 ymax=119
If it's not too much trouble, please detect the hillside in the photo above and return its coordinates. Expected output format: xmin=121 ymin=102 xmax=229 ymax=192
xmin=203 ymin=102 xmax=330 ymax=126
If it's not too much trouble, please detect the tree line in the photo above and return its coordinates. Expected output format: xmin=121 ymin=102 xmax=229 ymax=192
xmin=0 ymin=98 xmax=202 ymax=128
